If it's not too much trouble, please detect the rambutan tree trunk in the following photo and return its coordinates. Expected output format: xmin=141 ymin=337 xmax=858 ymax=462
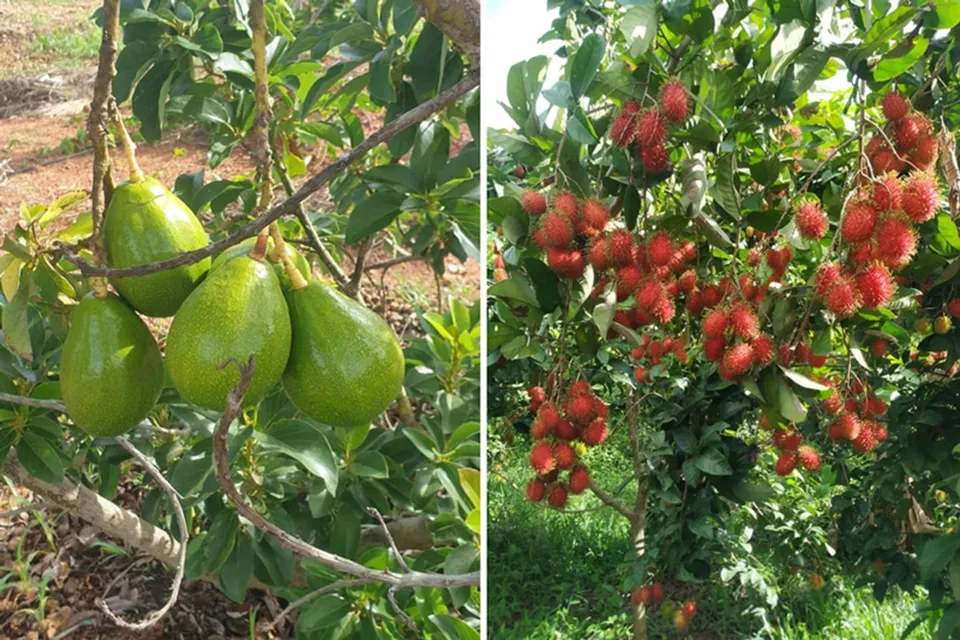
xmin=628 ymin=391 xmax=649 ymax=640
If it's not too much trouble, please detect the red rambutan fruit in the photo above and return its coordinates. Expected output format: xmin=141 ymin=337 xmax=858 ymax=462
xmin=704 ymin=337 xmax=726 ymax=362
xmin=814 ymin=262 xmax=841 ymax=297
xmin=876 ymin=214 xmax=917 ymax=270
xmin=701 ymin=284 xmax=722 ymax=308
xmin=530 ymin=442 xmax=557 ymax=475
xmin=641 ymin=144 xmax=669 ymax=173
xmin=555 ymin=442 xmax=577 ymax=470
xmin=910 ymin=136 xmax=938 ymax=170
xmin=610 ymin=111 xmax=639 ymax=147
xmin=548 ymin=483 xmax=568 ymax=508
xmin=796 ymin=200 xmax=828 ymax=240
xmin=617 ymin=265 xmax=644 ymax=300
xmin=871 ymin=173 xmax=902 ymax=212
xmin=871 ymin=148 xmax=901 ymax=174
xmin=582 ymin=417 xmax=609 ymax=446
xmin=569 ymin=465 xmax=590 ymax=494
xmin=538 ymin=402 xmax=561 ymax=431
xmin=901 ymin=172 xmax=939 ymax=224
xmin=521 ymin=192 xmax=547 ymax=216
xmin=660 ymin=79 xmax=689 ymax=123
xmin=853 ymin=425 xmax=878 ymax=453
xmin=555 ymin=419 xmax=578 ymax=441
xmin=567 ymin=394 xmax=597 ymax=424
xmin=583 ymin=199 xmax=610 ymax=231
xmin=797 ymin=446 xmax=821 ymax=472
xmin=825 ymin=276 xmax=861 ymax=318
xmin=541 ymin=213 xmax=574 ymax=248
xmin=608 ymin=229 xmax=634 ymax=265
xmin=722 ymin=343 xmax=755 ymax=378
xmin=703 ymin=308 xmax=729 ymax=339
xmin=647 ymin=233 xmax=674 ymax=267
xmin=636 ymin=108 xmax=666 ymax=147
xmin=834 ymin=413 xmax=861 ymax=441
xmin=895 ymin=116 xmax=921 ymax=150
xmin=841 ymin=201 xmax=878 ymax=244
xmin=526 ymin=477 xmax=546 ymax=502
xmin=588 ymin=239 xmax=610 ymax=271
xmin=730 ymin=306 xmax=760 ymax=340
xmin=775 ymin=452 xmax=798 ymax=476
xmin=752 ymin=334 xmax=774 ymax=366
xmin=856 ymin=262 xmax=895 ymax=309
xmin=554 ymin=191 xmax=580 ymax=221
xmin=881 ymin=92 xmax=910 ymax=122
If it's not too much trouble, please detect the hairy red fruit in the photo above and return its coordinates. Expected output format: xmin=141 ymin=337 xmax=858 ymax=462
xmin=647 ymin=233 xmax=674 ymax=267
xmin=546 ymin=248 xmax=586 ymax=280
xmin=730 ymin=306 xmax=760 ymax=340
xmin=849 ymin=242 xmax=877 ymax=268
xmin=541 ymin=214 xmax=574 ymax=248
xmin=588 ymin=239 xmax=611 ymax=272
xmin=582 ymin=417 xmax=609 ymax=446
xmin=796 ymin=200 xmax=828 ymax=240
xmin=871 ymin=339 xmax=889 ymax=357
xmin=569 ymin=380 xmax=592 ymax=397
xmin=660 ymin=79 xmax=689 ymax=123
xmin=654 ymin=298 xmax=676 ymax=324
xmin=841 ymin=201 xmax=878 ymax=244
xmin=881 ymin=92 xmax=910 ymax=122
xmin=548 ymin=483 xmax=568 ymax=508
xmin=526 ymin=478 xmax=546 ymax=502
xmin=775 ymin=452 xmax=798 ymax=476
xmin=704 ymin=337 xmax=726 ymax=362
xmin=640 ymin=143 xmax=669 ymax=173
xmin=856 ymin=262 xmax=896 ymax=309
xmin=555 ymin=442 xmax=577 ymax=470
xmin=614 ymin=265 xmax=642 ymax=300
xmin=538 ymin=402 xmax=561 ymax=431
xmin=686 ymin=291 xmax=704 ymax=315
xmin=610 ymin=111 xmax=638 ymax=147
xmin=679 ymin=270 xmax=698 ymax=294
xmin=874 ymin=424 xmax=888 ymax=442
xmin=636 ymin=108 xmax=666 ymax=147
xmin=895 ymin=116 xmax=921 ymax=149
xmin=911 ymin=136 xmax=939 ymax=170
xmin=814 ymin=262 xmax=841 ymax=297
xmin=871 ymin=148 xmax=901 ymax=174
xmin=609 ymin=229 xmax=635 ymax=265
xmin=851 ymin=378 xmax=865 ymax=395
xmin=703 ymin=284 xmax=724 ymax=308
xmin=703 ymin=308 xmax=729 ymax=339
xmin=530 ymin=442 xmax=556 ymax=475
xmin=752 ymin=334 xmax=774 ymax=366
xmin=853 ymin=425 xmax=878 ymax=453
xmin=583 ymin=199 xmax=610 ymax=231
xmin=569 ymin=465 xmax=590 ymax=494
xmin=567 ymin=394 xmax=596 ymax=425
xmin=722 ymin=343 xmax=755 ymax=378
xmin=773 ymin=429 xmax=802 ymax=452
xmin=528 ymin=385 xmax=546 ymax=404
xmin=554 ymin=191 xmax=580 ymax=221
xmin=555 ymin=419 xmax=577 ymax=441
xmin=823 ymin=390 xmax=844 ymax=415
xmin=633 ymin=366 xmax=648 ymax=383
xmin=834 ymin=413 xmax=861 ymax=441
xmin=798 ymin=446 xmax=821 ymax=472
xmin=876 ymin=214 xmax=917 ymax=270
xmin=871 ymin=173 xmax=902 ymax=212
xmin=862 ymin=395 xmax=888 ymax=418
xmin=902 ymin=173 xmax=939 ymax=224
xmin=521 ymin=192 xmax=547 ymax=216
xmin=825 ymin=276 xmax=861 ymax=318
xmin=530 ymin=419 xmax=548 ymax=440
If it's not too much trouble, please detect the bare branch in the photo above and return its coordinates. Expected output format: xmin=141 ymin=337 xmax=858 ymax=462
xmin=95 ymin=437 xmax=188 ymax=629
xmin=344 ymin=237 xmax=374 ymax=298
xmin=367 ymin=508 xmax=411 ymax=573
xmin=0 ymin=392 xmax=66 ymax=412
xmin=412 ymin=0 xmax=480 ymax=66
xmin=64 ymin=70 xmax=480 ymax=280
xmin=211 ymin=358 xmax=479 ymax=590
xmin=364 ymin=255 xmax=421 ymax=271
xmin=588 ymin=479 xmax=635 ymax=521
xmin=259 ymin=579 xmax=377 ymax=634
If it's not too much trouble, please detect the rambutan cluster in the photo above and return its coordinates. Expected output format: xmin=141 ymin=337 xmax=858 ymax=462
xmin=819 ymin=377 xmax=888 ymax=455
xmin=608 ymin=79 xmax=689 ymax=174
xmin=701 ymin=301 xmax=775 ymax=381
xmin=631 ymin=334 xmax=688 ymax=382
xmin=867 ymin=93 xmax=939 ymax=174
xmin=528 ymin=192 xmax=616 ymax=280
xmin=589 ymin=230 xmax=700 ymax=331
xmin=524 ymin=379 xmax=610 ymax=508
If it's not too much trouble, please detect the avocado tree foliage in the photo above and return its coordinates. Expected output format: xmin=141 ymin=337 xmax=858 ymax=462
xmin=0 ymin=0 xmax=481 ymax=637
xmin=488 ymin=1 xmax=960 ymax=638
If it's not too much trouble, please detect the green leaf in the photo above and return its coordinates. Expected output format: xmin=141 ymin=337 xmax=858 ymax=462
xmin=859 ymin=7 xmax=918 ymax=53
xmin=444 ymin=543 xmax=478 ymax=575
xmin=459 ymin=468 xmax=480 ymax=508
xmin=351 ymin=451 xmax=389 ymax=478
xmin=711 ymin=153 xmax=740 ymax=217
xmin=488 ymin=277 xmax=539 ymax=308
xmin=204 ymin=510 xmax=239 ymax=574
xmin=934 ymin=1 xmax=960 ymax=29
xmin=592 ymin=289 xmax=617 ymax=339
xmin=112 ymin=41 xmax=159 ymax=103
xmin=875 ymin=37 xmax=928 ymax=82
xmin=299 ymin=595 xmax=352 ymax=632
xmin=937 ymin=214 xmax=960 ymax=250
xmin=950 ymin=552 xmax=960 ymax=600
xmin=2 ymin=289 xmax=32 ymax=362
xmin=621 ymin=3 xmax=659 ymax=58
xmin=777 ymin=375 xmax=807 ymax=422
xmin=402 ymin=428 xmax=438 ymax=460
xmin=219 ymin=534 xmax=253 ymax=603
xmin=131 ymin=57 xmax=176 ymax=142
xmin=366 ymin=165 xmax=424 ymax=193
xmin=17 ymin=433 xmax=63 ymax=483
xmin=779 ymin=366 xmax=829 ymax=391
xmin=569 ymin=33 xmax=606 ymax=99
xmin=257 ymin=420 xmax=338 ymax=493
xmin=920 ymin=532 xmax=960 ymax=582
xmin=766 ymin=21 xmax=808 ymax=83
xmin=693 ymin=448 xmax=733 ymax=476
xmin=344 ymin=190 xmax=406 ymax=244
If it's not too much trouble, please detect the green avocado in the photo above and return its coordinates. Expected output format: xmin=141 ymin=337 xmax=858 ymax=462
xmin=211 ymin=236 xmax=310 ymax=291
xmin=105 ymin=177 xmax=211 ymax=317
xmin=165 ymin=255 xmax=292 ymax=410
xmin=282 ymin=280 xmax=404 ymax=427
xmin=60 ymin=293 xmax=164 ymax=437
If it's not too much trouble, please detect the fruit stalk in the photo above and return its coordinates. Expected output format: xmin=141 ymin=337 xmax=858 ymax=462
xmin=110 ymin=106 xmax=145 ymax=184
xmin=269 ymin=222 xmax=308 ymax=290
xmin=250 ymin=0 xmax=274 ymax=213
xmin=250 ymin=232 xmax=269 ymax=261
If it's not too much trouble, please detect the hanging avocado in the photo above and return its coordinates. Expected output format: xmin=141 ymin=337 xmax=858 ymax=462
xmin=283 ymin=279 xmax=405 ymax=427
xmin=165 ymin=245 xmax=292 ymax=411
xmin=212 ymin=236 xmax=311 ymax=291
xmin=60 ymin=293 xmax=164 ymax=437
xmin=105 ymin=176 xmax=210 ymax=317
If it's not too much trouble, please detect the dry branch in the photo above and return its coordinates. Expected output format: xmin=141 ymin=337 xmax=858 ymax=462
xmin=211 ymin=358 xmax=480 ymax=590
xmin=62 ymin=70 xmax=480 ymax=280
xmin=412 ymin=0 xmax=481 ymax=65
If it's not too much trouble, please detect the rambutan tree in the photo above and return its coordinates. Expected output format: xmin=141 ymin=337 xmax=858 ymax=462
xmin=488 ymin=2 xmax=960 ymax=638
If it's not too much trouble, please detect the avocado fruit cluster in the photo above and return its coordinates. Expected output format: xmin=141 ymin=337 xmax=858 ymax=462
xmin=62 ymin=178 xmax=405 ymax=437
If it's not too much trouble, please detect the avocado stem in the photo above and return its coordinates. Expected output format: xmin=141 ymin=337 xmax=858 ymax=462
xmin=90 ymin=275 xmax=109 ymax=299
xmin=267 ymin=222 xmax=286 ymax=263
xmin=111 ymin=109 xmax=144 ymax=184
xmin=251 ymin=233 xmax=269 ymax=261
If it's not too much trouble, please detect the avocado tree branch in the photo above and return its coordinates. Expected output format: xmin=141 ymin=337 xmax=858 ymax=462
xmin=411 ymin=0 xmax=480 ymax=66
xmin=61 ymin=70 xmax=480 ymax=280
xmin=95 ymin=436 xmax=187 ymax=630
xmin=259 ymin=578 xmax=378 ymax=634
xmin=0 ymin=392 xmax=66 ymax=412
xmin=212 ymin=357 xmax=480 ymax=590
xmin=344 ymin=237 xmax=374 ymax=298
xmin=86 ymin=0 xmax=121 ymax=297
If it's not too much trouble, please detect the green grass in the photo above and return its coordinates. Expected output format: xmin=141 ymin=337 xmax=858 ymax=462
xmin=28 ymin=24 xmax=100 ymax=66
xmin=488 ymin=425 xmax=933 ymax=639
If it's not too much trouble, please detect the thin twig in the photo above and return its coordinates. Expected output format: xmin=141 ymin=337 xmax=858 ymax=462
xmin=364 ymin=255 xmax=421 ymax=271
xmin=344 ymin=237 xmax=374 ymax=298
xmin=0 ymin=392 xmax=66 ymax=412
xmin=259 ymin=578 xmax=376 ymax=633
xmin=388 ymin=585 xmax=420 ymax=637
xmin=367 ymin=508 xmax=411 ymax=573
xmin=588 ymin=479 xmax=636 ymax=521
xmin=96 ymin=436 xmax=187 ymax=630
xmin=61 ymin=70 xmax=480 ymax=280
xmin=0 ymin=503 xmax=47 ymax=520
xmin=210 ymin=357 xmax=479 ymax=589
